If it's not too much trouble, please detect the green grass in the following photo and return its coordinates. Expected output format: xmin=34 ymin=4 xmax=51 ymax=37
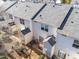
xmin=0 ymin=54 xmax=7 ymax=59
xmin=38 ymin=55 xmax=45 ymax=59
xmin=0 ymin=56 xmax=7 ymax=59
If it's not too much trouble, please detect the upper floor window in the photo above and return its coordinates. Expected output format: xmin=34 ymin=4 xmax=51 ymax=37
xmin=45 ymin=25 xmax=48 ymax=32
xmin=20 ymin=18 xmax=25 ymax=25
xmin=0 ymin=16 xmax=5 ymax=21
xmin=41 ymin=24 xmax=44 ymax=30
xmin=41 ymin=24 xmax=48 ymax=32
xmin=9 ymin=14 xmax=13 ymax=19
xmin=58 ymin=50 xmax=66 ymax=59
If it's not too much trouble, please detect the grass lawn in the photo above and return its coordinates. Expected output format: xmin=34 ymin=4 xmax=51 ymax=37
xmin=0 ymin=56 xmax=6 ymax=59
xmin=0 ymin=54 xmax=7 ymax=59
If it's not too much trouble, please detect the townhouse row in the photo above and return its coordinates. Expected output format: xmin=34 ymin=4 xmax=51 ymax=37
xmin=0 ymin=1 xmax=79 ymax=59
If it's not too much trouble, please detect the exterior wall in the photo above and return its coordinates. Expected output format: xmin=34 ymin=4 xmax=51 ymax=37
xmin=51 ymin=45 xmax=55 ymax=57
xmin=43 ymin=41 xmax=52 ymax=57
xmin=33 ymin=21 xmax=57 ymax=40
xmin=13 ymin=16 xmax=33 ymax=44
xmin=24 ymin=31 xmax=33 ymax=44
xmin=14 ymin=16 xmax=30 ymax=29
xmin=43 ymin=41 xmax=56 ymax=58
xmin=55 ymin=33 xmax=79 ymax=59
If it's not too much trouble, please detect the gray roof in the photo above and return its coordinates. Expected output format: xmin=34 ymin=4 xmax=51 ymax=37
xmin=0 ymin=1 xmax=17 ymax=13
xmin=58 ymin=8 xmax=79 ymax=40
xmin=34 ymin=4 xmax=71 ymax=28
xmin=6 ymin=1 xmax=45 ymax=20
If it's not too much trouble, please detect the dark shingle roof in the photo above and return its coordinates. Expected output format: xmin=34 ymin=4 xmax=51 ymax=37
xmin=21 ymin=28 xmax=31 ymax=35
xmin=48 ymin=37 xmax=56 ymax=46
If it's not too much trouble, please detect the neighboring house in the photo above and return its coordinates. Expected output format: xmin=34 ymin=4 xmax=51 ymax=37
xmin=33 ymin=4 xmax=71 ymax=41
xmin=1 ymin=0 xmax=78 ymax=59
xmin=5 ymin=1 xmax=45 ymax=44
xmin=32 ymin=3 xmax=71 ymax=58
xmin=55 ymin=7 xmax=79 ymax=59
xmin=73 ymin=1 xmax=79 ymax=8
xmin=0 ymin=1 xmax=17 ymax=27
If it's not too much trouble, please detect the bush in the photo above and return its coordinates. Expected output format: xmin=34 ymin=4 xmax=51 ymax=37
xmin=0 ymin=56 xmax=7 ymax=59
xmin=62 ymin=0 xmax=72 ymax=4
xmin=38 ymin=55 xmax=45 ymax=59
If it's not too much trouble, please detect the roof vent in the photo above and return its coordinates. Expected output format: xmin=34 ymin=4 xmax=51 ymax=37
xmin=71 ymin=21 xmax=74 ymax=23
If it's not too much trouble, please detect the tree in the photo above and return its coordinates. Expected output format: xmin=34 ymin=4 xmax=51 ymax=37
xmin=62 ymin=0 xmax=72 ymax=4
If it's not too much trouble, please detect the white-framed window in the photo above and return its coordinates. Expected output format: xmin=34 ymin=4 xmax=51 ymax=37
xmin=20 ymin=18 xmax=25 ymax=25
xmin=9 ymin=14 xmax=13 ymax=19
xmin=58 ymin=50 xmax=66 ymax=59
xmin=0 ymin=16 xmax=5 ymax=21
xmin=41 ymin=23 xmax=45 ymax=30
xmin=41 ymin=24 xmax=48 ymax=32
xmin=45 ymin=25 xmax=48 ymax=32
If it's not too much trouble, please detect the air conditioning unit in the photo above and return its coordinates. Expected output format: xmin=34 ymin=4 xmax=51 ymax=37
xmin=72 ymin=40 xmax=79 ymax=49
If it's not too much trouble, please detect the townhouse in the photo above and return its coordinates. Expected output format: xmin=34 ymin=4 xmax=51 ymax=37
xmin=55 ymin=5 xmax=79 ymax=59
xmin=0 ymin=0 xmax=79 ymax=59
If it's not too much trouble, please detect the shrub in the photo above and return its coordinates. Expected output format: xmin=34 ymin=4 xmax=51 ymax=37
xmin=62 ymin=0 xmax=72 ymax=4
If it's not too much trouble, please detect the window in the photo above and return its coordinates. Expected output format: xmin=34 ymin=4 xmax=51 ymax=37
xmin=72 ymin=40 xmax=79 ymax=48
xmin=0 ymin=16 xmax=5 ymax=21
xmin=9 ymin=14 xmax=13 ymax=19
xmin=20 ymin=18 xmax=25 ymax=25
xmin=45 ymin=25 xmax=48 ymax=32
xmin=41 ymin=24 xmax=48 ymax=32
xmin=58 ymin=50 xmax=66 ymax=59
xmin=41 ymin=24 xmax=44 ymax=30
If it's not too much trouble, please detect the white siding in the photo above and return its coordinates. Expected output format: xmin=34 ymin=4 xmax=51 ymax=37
xmin=14 ymin=17 xmax=30 ymax=29
xmin=43 ymin=41 xmax=55 ymax=58
xmin=24 ymin=32 xmax=33 ymax=45
xmin=55 ymin=33 xmax=79 ymax=59
xmin=44 ymin=41 xmax=52 ymax=57
xmin=51 ymin=45 xmax=55 ymax=57
xmin=33 ymin=22 xmax=57 ymax=40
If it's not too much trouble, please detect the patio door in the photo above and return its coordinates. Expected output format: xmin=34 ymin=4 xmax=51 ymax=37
xmin=58 ymin=50 xmax=66 ymax=59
